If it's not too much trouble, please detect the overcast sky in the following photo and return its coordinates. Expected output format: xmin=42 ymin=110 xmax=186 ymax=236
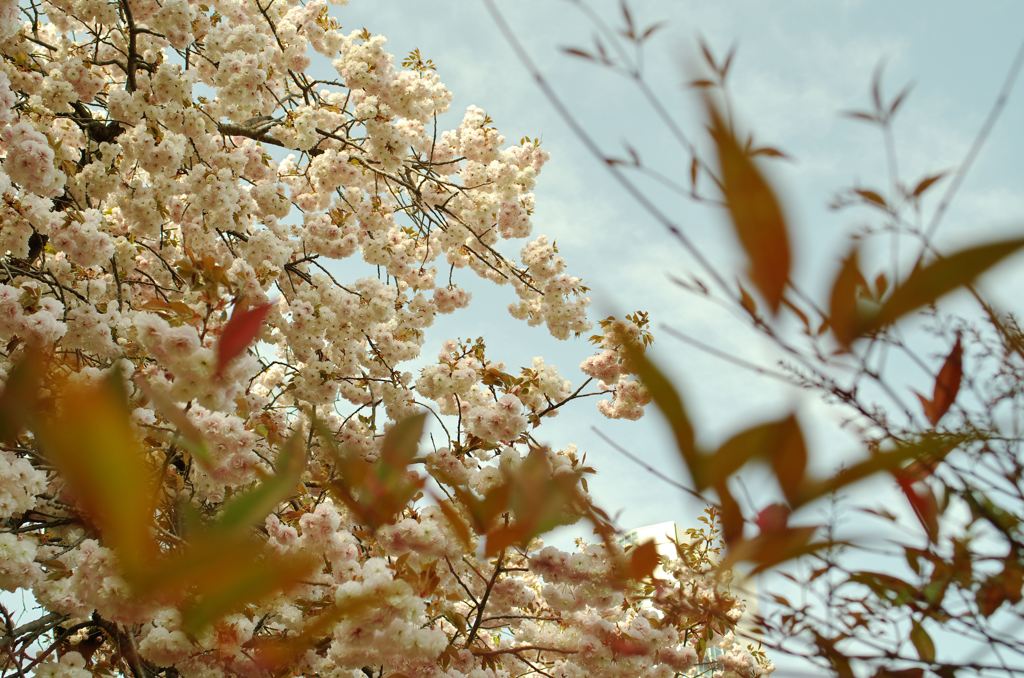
xmin=337 ymin=3 xmax=1024 ymax=671
xmin=337 ymin=0 xmax=1024 ymax=526
xmin=7 ymin=2 xmax=1023 ymax=672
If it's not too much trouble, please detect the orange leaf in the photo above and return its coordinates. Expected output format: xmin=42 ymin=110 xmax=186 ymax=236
xmin=318 ymin=413 xmax=426 ymax=529
xmin=215 ymin=301 xmax=273 ymax=378
xmin=721 ymin=525 xmax=825 ymax=575
xmin=483 ymin=447 xmax=585 ymax=556
xmin=702 ymin=413 xmax=806 ymax=503
xmin=716 ymin=480 xmax=744 ymax=546
xmin=706 ymin=98 xmax=791 ymax=313
xmin=626 ymin=540 xmax=660 ymax=580
xmin=434 ymin=494 xmax=473 ymax=551
xmin=135 ymin=533 xmax=317 ymax=632
xmin=178 ymin=547 xmax=317 ymax=633
xmin=910 ymin=171 xmax=947 ymax=199
xmin=485 ymin=522 xmax=530 ymax=557
xmin=379 ymin=413 xmax=427 ymax=470
xmin=853 ymin=188 xmax=888 ymax=211
xmin=828 ymin=247 xmax=867 ymax=348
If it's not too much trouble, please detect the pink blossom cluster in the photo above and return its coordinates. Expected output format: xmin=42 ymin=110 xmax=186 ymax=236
xmin=0 ymin=0 xmax=769 ymax=674
xmin=2 ymin=122 xmax=66 ymax=197
xmin=581 ymin=317 xmax=654 ymax=420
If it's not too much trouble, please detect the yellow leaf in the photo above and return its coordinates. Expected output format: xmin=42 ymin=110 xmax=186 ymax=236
xmin=34 ymin=372 xmax=158 ymax=578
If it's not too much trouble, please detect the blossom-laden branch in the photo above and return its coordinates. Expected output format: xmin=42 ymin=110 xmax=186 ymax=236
xmin=0 ymin=0 xmax=759 ymax=676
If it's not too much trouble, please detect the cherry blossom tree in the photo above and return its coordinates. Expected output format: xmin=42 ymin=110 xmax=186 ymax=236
xmin=0 ymin=0 xmax=768 ymax=676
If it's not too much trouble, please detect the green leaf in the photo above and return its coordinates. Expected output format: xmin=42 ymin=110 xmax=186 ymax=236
xmin=910 ymin=619 xmax=935 ymax=662
xmin=209 ymin=428 xmax=306 ymax=537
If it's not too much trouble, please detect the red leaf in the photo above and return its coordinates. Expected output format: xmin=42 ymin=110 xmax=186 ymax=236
xmin=915 ymin=334 xmax=963 ymax=426
xmin=755 ymin=503 xmax=791 ymax=534
xmin=215 ymin=301 xmax=273 ymax=378
xmin=896 ymin=475 xmax=938 ymax=542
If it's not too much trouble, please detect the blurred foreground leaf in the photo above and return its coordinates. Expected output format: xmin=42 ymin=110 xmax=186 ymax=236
xmin=626 ymin=539 xmax=660 ymax=580
xmin=622 ymin=341 xmax=702 ymax=485
xmin=706 ymin=97 xmax=791 ymax=314
xmin=319 ymin=413 xmax=426 ymax=529
xmin=33 ymin=371 xmax=158 ymax=577
xmin=0 ymin=344 xmax=45 ymax=444
xmin=483 ymin=446 xmax=585 ymax=556
xmin=860 ymin=237 xmax=1024 ymax=336
xmin=246 ymin=591 xmax=378 ymax=673
xmin=210 ymin=428 xmax=306 ymax=538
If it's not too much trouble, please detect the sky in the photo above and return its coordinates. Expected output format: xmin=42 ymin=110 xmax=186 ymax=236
xmin=333 ymin=0 xmax=1024 ymax=528
xmin=336 ymin=2 xmax=1024 ymax=672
